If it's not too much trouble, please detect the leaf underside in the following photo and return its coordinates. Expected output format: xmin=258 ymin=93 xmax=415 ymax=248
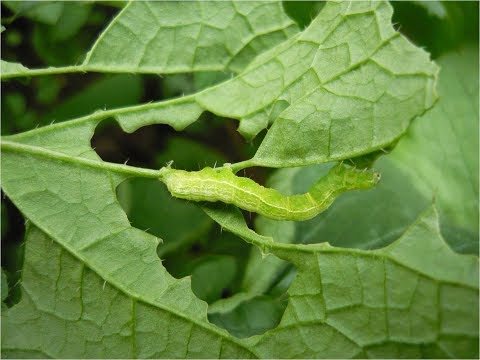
xmin=1 ymin=1 xmax=477 ymax=359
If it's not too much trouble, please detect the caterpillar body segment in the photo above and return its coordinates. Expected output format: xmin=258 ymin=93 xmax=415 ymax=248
xmin=159 ymin=164 xmax=380 ymax=221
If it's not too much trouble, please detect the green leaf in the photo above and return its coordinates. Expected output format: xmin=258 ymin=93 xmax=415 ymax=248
xmin=203 ymin=205 xmax=479 ymax=358
xmin=84 ymin=1 xmax=298 ymax=74
xmin=1 ymin=1 xmax=297 ymax=78
xmin=209 ymin=295 xmax=287 ymax=338
xmin=387 ymin=47 xmax=479 ymax=253
xmin=1 ymin=226 xmax=256 ymax=358
xmin=2 ymin=1 xmax=474 ymax=357
xmin=238 ymin=0 xmax=438 ymax=164
xmin=236 ymin=47 xmax=478 ymax=302
xmin=3 ymin=1 xmax=65 ymax=25
xmin=191 ymin=255 xmax=237 ymax=303
xmin=2 ymin=1 xmax=439 ymax=170
xmin=254 ymin=47 xmax=478 ymax=254
xmin=5 ymin=206 xmax=477 ymax=358
xmin=2 ymin=124 xmax=246 ymax=357
xmin=1 ymin=107 xmax=249 ymax=357
xmin=116 ymin=0 xmax=438 ymax=164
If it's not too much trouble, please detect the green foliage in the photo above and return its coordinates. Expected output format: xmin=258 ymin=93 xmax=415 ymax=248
xmin=1 ymin=1 xmax=478 ymax=358
xmin=251 ymin=47 xmax=479 ymax=252
xmin=205 ymin=204 xmax=479 ymax=357
xmin=391 ymin=1 xmax=479 ymax=58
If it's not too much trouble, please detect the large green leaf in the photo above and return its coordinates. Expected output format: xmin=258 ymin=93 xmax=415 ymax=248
xmin=252 ymin=47 xmax=478 ymax=254
xmin=1 ymin=226 xmax=256 ymax=358
xmin=387 ymin=47 xmax=479 ymax=252
xmin=1 ymin=1 xmax=297 ymax=78
xmin=233 ymin=48 xmax=478 ymax=312
xmin=2 ymin=1 xmax=438 ymax=169
xmin=203 ymin=205 xmax=478 ymax=358
xmin=3 ymin=207 xmax=478 ymax=358
xmin=83 ymin=1 xmax=297 ymax=74
xmin=111 ymin=0 xmax=439 ymax=163
xmin=2 ymin=1 xmax=474 ymax=358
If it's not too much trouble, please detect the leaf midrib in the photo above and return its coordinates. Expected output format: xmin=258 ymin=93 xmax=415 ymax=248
xmin=3 ymin=141 xmax=476 ymax=291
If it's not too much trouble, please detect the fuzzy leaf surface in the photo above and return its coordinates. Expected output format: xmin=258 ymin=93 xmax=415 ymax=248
xmin=2 ymin=1 xmax=438 ymax=168
xmin=2 ymin=1 xmax=471 ymax=358
xmin=3 ymin=206 xmax=478 ymax=358
xmin=252 ymin=47 xmax=478 ymax=254
xmin=208 ymin=205 xmax=480 ymax=358
xmin=111 ymin=1 xmax=439 ymax=164
xmin=1 ymin=1 xmax=297 ymax=77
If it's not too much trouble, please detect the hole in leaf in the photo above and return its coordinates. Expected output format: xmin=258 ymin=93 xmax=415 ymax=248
xmin=91 ymin=119 xmax=174 ymax=168
xmin=1 ymin=192 xmax=26 ymax=307
xmin=91 ymin=112 xmax=254 ymax=170
xmin=282 ymin=1 xmax=325 ymax=29
xmin=116 ymin=177 xmax=213 ymax=259
xmin=206 ymin=231 xmax=296 ymax=338
xmin=208 ymin=295 xmax=289 ymax=338
xmin=181 ymin=112 xmax=254 ymax=166
xmin=116 ymin=177 xmax=251 ymax=295
xmin=116 ymin=176 xmax=293 ymax=338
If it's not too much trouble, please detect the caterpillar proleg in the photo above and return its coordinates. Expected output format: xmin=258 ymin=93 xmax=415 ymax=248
xmin=159 ymin=164 xmax=380 ymax=221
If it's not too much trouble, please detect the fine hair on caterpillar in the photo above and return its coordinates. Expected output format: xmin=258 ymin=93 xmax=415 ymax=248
xmin=159 ymin=163 xmax=380 ymax=221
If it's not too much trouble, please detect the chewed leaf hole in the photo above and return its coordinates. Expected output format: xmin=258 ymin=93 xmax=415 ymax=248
xmin=206 ymin=242 xmax=296 ymax=338
xmin=283 ymin=1 xmax=324 ymax=29
xmin=116 ymin=177 xmax=213 ymax=259
xmin=91 ymin=119 xmax=174 ymax=168
xmin=116 ymin=176 xmax=293 ymax=338
xmin=208 ymin=295 xmax=289 ymax=338
xmin=91 ymin=112 xmax=254 ymax=170
xmin=1 ymin=192 xmax=26 ymax=307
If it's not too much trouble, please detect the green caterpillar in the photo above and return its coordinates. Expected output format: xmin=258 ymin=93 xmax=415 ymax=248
xmin=159 ymin=163 xmax=380 ymax=221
